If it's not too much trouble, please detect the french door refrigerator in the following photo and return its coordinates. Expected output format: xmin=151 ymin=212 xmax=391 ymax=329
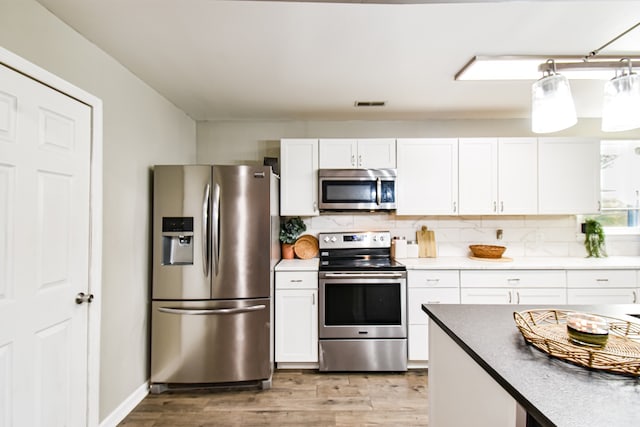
xmin=150 ymin=165 xmax=279 ymax=393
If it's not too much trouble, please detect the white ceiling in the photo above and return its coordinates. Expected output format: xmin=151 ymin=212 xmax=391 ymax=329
xmin=36 ymin=0 xmax=640 ymax=121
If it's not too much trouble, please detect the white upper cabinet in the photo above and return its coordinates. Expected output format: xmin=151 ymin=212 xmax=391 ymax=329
xmin=280 ymin=138 xmax=319 ymax=216
xmin=498 ymin=138 xmax=538 ymax=214
xmin=458 ymin=137 xmax=537 ymax=215
xmin=459 ymin=138 xmax=498 ymax=215
xmin=319 ymin=138 xmax=396 ymax=169
xmin=396 ymin=138 xmax=459 ymax=215
xmin=538 ymin=138 xmax=601 ymax=214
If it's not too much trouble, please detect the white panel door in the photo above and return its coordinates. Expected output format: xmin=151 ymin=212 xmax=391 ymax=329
xmin=0 ymin=64 xmax=91 ymax=426
xmin=498 ymin=138 xmax=538 ymax=214
xmin=275 ymin=289 xmax=318 ymax=363
xmin=319 ymin=138 xmax=357 ymax=168
xmin=280 ymin=139 xmax=319 ymax=216
xmin=459 ymin=138 xmax=498 ymax=214
xmin=538 ymin=138 xmax=601 ymax=214
xmin=357 ymin=138 xmax=396 ymax=168
xmin=396 ymin=138 xmax=459 ymax=215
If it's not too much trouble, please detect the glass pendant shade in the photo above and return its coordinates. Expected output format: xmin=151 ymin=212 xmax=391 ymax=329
xmin=601 ymin=72 xmax=640 ymax=132
xmin=531 ymin=73 xmax=577 ymax=133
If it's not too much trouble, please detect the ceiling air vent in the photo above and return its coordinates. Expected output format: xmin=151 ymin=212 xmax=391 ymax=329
xmin=354 ymin=101 xmax=386 ymax=107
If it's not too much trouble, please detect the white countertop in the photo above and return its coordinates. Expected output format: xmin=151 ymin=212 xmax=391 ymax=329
xmin=275 ymin=256 xmax=640 ymax=271
xmin=275 ymin=258 xmax=319 ymax=271
xmin=398 ymin=256 xmax=640 ymax=270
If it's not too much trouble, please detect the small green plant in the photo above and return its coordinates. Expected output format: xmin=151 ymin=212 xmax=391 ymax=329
xmin=584 ymin=219 xmax=607 ymax=258
xmin=279 ymin=216 xmax=306 ymax=244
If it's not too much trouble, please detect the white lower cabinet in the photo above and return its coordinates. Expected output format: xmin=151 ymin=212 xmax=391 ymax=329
xmin=408 ymin=270 xmax=460 ymax=364
xmin=275 ymin=271 xmax=318 ymax=365
xmin=567 ymin=288 xmax=637 ymax=304
xmin=566 ymin=270 xmax=637 ymax=304
xmin=461 ymin=287 xmax=567 ymax=304
xmin=460 ymin=270 xmax=567 ymax=305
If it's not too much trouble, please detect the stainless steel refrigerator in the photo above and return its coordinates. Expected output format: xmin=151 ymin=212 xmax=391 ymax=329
xmin=150 ymin=165 xmax=279 ymax=393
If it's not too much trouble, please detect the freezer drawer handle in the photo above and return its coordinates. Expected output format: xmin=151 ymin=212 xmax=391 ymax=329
xmin=158 ymin=304 xmax=267 ymax=316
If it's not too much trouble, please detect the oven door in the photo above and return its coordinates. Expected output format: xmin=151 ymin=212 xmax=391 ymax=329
xmin=318 ymin=271 xmax=407 ymax=339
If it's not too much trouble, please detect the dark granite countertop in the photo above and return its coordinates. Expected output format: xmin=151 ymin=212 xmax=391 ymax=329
xmin=422 ymin=304 xmax=640 ymax=427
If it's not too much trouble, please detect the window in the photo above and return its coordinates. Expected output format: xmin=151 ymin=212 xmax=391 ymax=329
xmin=593 ymin=140 xmax=640 ymax=233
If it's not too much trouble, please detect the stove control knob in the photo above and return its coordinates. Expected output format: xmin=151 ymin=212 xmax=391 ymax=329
xmin=378 ymin=235 xmax=385 ymax=242
xmin=330 ymin=236 xmax=337 ymax=242
xmin=323 ymin=236 xmax=330 ymax=243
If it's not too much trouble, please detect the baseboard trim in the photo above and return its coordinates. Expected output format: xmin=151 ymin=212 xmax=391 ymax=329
xmin=99 ymin=381 xmax=149 ymax=427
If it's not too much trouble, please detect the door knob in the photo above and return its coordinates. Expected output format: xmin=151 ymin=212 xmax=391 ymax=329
xmin=75 ymin=292 xmax=94 ymax=304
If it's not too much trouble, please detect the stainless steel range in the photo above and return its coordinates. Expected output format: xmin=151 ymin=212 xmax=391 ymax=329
xmin=318 ymin=231 xmax=407 ymax=372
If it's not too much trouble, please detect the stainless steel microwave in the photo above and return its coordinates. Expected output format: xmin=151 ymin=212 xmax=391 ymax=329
xmin=318 ymin=169 xmax=397 ymax=211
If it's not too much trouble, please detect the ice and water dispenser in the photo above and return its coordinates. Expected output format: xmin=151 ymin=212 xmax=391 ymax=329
xmin=161 ymin=217 xmax=194 ymax=265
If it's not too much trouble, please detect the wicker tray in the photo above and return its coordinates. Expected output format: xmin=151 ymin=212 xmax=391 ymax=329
xmin=513 ymin=309 xmax=640 ymax=376
xmin=294 ymin=234 xmax=319 ymax=259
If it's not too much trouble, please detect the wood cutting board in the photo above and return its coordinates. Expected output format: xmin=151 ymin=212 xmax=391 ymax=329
xmin=417 ymin=226 xmax=437 ymax=258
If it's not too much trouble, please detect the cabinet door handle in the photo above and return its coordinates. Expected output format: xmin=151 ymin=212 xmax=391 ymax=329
xmin=312 ymin=293 xmax=315 ymax=305
xmin=507 ymin=278 xmax=520 ymax=284
xmin=313 ymin=201 xmax=317 ymax=212
xmin=633 ymin=290 xmax=637 ymax=304
xmin=508 ymin=290 xmax=512 ymax=304
xmin=358 ymin=154 xmax=363 ymax=167
xmin=596 ymin=278 xmax=609 ymax=282
xmin=427 ymin=300 xmax=441 ymax=304
xmin=500 ymin=201 xmax=504 ymax=212
xmin=493 ymin=201 xmax=497 ymax=212
xmin=453 ymin=201 xmax=457 ymax=213
xmin=351 ymin=154 xmax=355 ymax=167
xmin=426 ymin=278 xmax=440 ymax=285
xmin=516 ymin=291 xmax=520 ymax=304
xmin=290 ymin=279 xmax=303 ymax=283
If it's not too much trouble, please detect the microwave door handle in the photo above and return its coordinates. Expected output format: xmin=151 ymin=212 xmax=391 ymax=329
xmin=376 ymin=177 xmax=382 ymax=205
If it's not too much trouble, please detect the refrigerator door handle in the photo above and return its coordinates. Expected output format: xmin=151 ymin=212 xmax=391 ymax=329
xmin=212 ymin=182 xmax=221 ymax=276
xmin=202 ymin=183 xmax=210 ymax=277
xmin=158 ymin=305 xmax=267 ymax=316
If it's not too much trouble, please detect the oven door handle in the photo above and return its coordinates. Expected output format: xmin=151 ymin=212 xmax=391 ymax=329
xmin=321 ymin=272 xmax=405 ymax=279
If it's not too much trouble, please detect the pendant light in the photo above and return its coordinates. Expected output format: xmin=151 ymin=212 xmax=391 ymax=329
xmin=601 ymin=58 xmax=640 ymax=132
xmin=531 ymin=59 xmax=577 ymax=133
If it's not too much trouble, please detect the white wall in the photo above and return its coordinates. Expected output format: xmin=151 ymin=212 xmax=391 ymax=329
xmin=197 ymin=118 xmax=640 ymax=167
xmin=197 ymin=119 xmax=640 ymax=256
xmin=0 ymin=0 xmax=196 ymax=421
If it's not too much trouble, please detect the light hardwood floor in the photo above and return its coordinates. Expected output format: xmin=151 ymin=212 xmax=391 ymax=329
xmin=119 ymin=370 xmax=428 ymax=426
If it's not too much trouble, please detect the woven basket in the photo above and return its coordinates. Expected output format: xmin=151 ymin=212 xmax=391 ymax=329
xmin=469 ymin=244 xmax=506 ymax=259
xmin=294 ymin=235 xmax=319 ymax=259
xmin=514 ymin=309 xmax=640 ymax=376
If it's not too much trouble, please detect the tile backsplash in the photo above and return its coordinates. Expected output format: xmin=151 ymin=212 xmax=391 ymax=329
xmin=301 ymin=214 xmax=640 ymax=257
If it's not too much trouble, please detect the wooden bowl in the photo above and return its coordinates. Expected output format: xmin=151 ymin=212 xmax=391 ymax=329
xmin=469 ymin=244 xmax=506 ymax=259
xmin=294 ymin=235 xmax=319 ymax=259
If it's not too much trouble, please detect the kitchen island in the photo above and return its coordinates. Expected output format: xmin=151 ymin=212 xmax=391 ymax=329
xmin=422 ymin=304 xmax=640 ymax=427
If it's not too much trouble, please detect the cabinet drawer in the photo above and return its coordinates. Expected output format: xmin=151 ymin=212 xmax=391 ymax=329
xmin=275 ymin=271 xmax=318 ymax=290
xmin=409 ymin=288 xmax=459 ymax=323
xmin=567 ymin=288 xmax=637 ymax=304
xmin=566 ymin=270 xmax=637 ymax=288
xmin=408 ymin=270 xmax=459 ymax=288
xmin=460 ymin=270 xmax=565 ymax=288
